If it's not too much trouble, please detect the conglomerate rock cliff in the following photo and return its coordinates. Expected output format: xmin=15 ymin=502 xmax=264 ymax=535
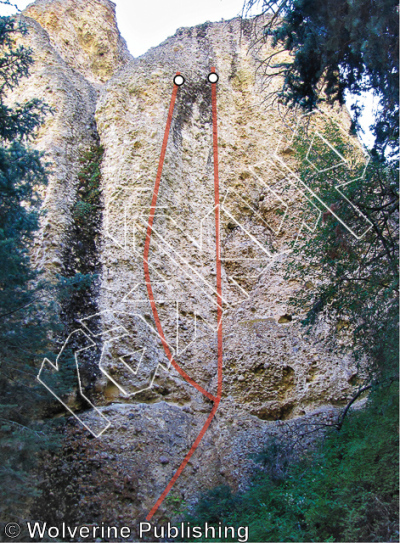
xmin=24 ymin=0 xmax=131 ymax=84
xmin=12 ymin=0 xmax=365 ymax=532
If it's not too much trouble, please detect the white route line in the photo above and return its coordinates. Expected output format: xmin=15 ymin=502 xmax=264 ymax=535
xmin=37 ymin=330 xmax=111 ymax=438
xmin=274 ymin=110 xmax=373 ymax=240
xmin=136 ymin=218 xmax=231 ymax=308
xmin=38 ymin=106 xmax=374 ymax=437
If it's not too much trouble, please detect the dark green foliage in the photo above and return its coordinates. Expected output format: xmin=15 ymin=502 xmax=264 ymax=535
xmin=56 ymin=272 xmax=97 ymax=301
xmin=0 ymin=415 xmax=60 ymax=517
xmin=0 ymin=14 xmax=53 ymax=367
xmin=57 ymin=143 xmax=104 ymax=398
xmin=60 ymin=143 xmax=103 ymax=326
xmin=243 ymin=0 xmax=399 ymax=157
xmin=285 ymin=121 xmax=398 ymax=384
xmin=185 ymin=119 xmax=398 ymax=541
xmin=72 ymin=144 xmax=103 ymax=225
xmin=189 ymin=486 xmax=240 ymax=526
xmin=0 ymin=13 xmax=61 ymax=520
xmin=184 ymin=384 xmax=398 ymax=542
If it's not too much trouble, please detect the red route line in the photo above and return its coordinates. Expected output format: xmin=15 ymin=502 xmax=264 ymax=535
xmin=145 ymin=68 xmax=222 ymax=521
xmin=143 ymin=72 xmax=215 ymax=404
xmin=211 ymin=66 xmax=223 ymax=402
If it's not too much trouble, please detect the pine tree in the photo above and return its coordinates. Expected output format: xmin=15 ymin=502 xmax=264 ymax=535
xmin=285 ymin=120 xmax=399 ymax=385
xmin=0 ymin=12 xmax=59 ymax=520
xmin=243 ymin=0 xmax=399 ymax=157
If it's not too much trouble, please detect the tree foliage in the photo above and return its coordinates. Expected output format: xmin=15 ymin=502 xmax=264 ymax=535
xmin=0 ymin=13 xmax=60 ymax=520
xmin=243 ymin=0 xmax=399 ymax=157
xmin=184 ymin=119 xmax=399 ymax=543
xmin=184 ymin=382 xmax=399 ymax=542
xmin=285 ymin=120 xmax=398 ymax=386
xmin=187 ymin=4 xmax=400 ymax=540
xmin=0 ymin=11 xmax=102 ymax=521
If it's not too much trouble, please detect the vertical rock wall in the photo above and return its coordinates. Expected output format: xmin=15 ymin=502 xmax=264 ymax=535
xmin=13 ymin=2 xmax=364 ymax=529
xmin=24 ymin=0 xmax=131 ymax=84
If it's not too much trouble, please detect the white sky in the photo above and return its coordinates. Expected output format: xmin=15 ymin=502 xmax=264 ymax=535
xmin=344 ymin=90 xmax=378 ymax=149
xmin=0 ymin=0 xmax=247 ymax=56
xmin=0 ymin=0 xmax=375 ymax=148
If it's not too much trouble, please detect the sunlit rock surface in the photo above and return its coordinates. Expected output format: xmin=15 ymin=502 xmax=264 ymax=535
xmin=15 ymin=0 xmax=364 ymax=528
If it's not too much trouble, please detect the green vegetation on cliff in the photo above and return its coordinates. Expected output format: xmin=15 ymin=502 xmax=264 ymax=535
xmin=0 ymin=13 xmax=59 ymax=518
xmin=287 ymin=121 xmax=398 ymax=389
xmin=0 ymin=11 xmax=98 ymax=521
xmin=183 ymin=4 xmax=399 ymax=538
xmin=185 ymin=382 xmax=398 ymax=542
xmin=243 ymin=0 xmax=399 ymax=157
xmin=184 ymin=118 xmax=399 ymax=541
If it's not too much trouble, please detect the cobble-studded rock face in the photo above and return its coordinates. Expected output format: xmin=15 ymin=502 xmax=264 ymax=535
xmin=24 ymin=0 xmax=131 ymax=85
xmin=96 ymin=17 xmax=359 ymax=421
xmin=9 ymin=15 xmax=99 ymax=274
xmin=15 ymin=1 xmax=364 ymax=527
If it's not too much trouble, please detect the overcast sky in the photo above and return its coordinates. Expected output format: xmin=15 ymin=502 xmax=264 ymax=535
xmin=0 ymin=0 xmax=248 ymax=56
xmin=0 ymin=0 xmax=375 ymax=148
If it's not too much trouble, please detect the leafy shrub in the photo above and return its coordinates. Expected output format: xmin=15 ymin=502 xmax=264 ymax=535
xmin=184 ymin=384 xmax=398 ymax=541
